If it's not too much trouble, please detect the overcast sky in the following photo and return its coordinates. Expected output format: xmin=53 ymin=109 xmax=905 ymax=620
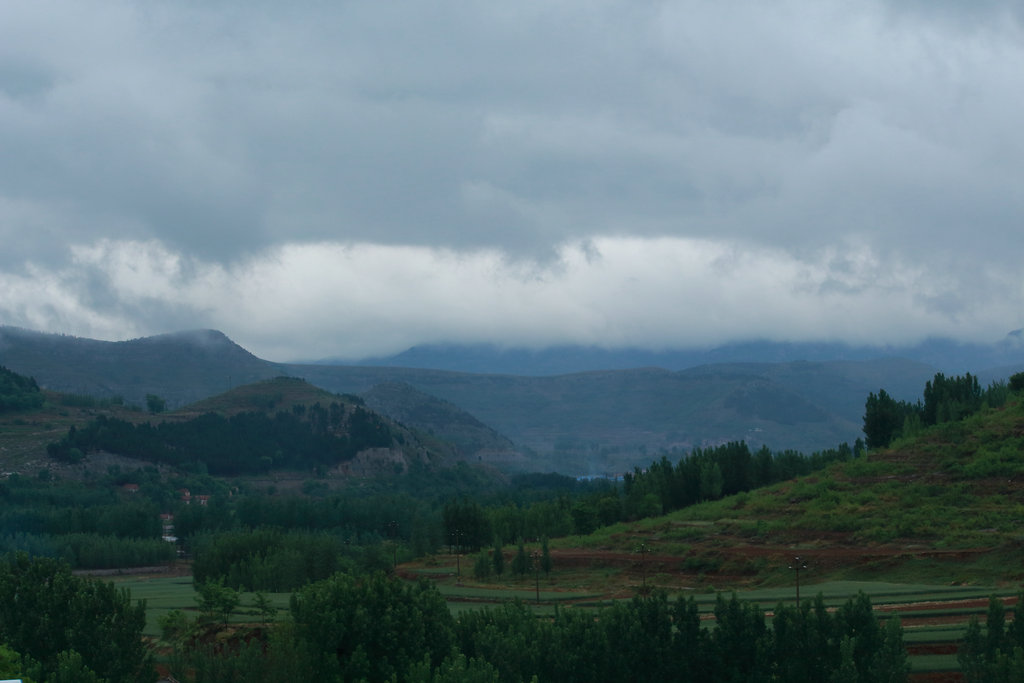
xmin=1 ymin=1 xmax=1023 ymax=361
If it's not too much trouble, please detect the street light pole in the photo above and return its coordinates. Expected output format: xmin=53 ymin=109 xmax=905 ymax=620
xmin=789 ymin=556 xmax=808 ymax=607
xmin=636 ymin=542 xmax=650 ymax=590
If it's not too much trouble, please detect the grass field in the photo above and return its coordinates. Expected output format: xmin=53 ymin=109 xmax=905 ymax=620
xmin=114 ymin=575 xmax=292 ymax=638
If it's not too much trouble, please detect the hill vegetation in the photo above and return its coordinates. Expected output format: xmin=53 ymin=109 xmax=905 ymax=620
xmin=0 ymin=365 xmax=43 ymax=413
xmin=45 ymin=377 xmax=453 ymax=476
xmin=5 ymin=339 xmax=1024 ymax=679
xmin=0 ymin=326 xmax=281 ymax=409
xmin=290 ymin=359 xmax=937 ymax=471
xmin=551 ymin=377 xmax=1024 ymax=589
xmin=1 ymin=326 xmax=959 ymax=471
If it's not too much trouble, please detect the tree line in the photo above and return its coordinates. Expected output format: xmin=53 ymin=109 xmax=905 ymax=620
xmin=959 ymin=594 xmax=1024 ymax=682
xmin=863 ymin=372 xmax=1020 ymax=449
xmin=46 ymin=401 xmax=395 ymax=475
xmin=620 ymin=440 xmax=862 ymax=520
xmin=440 ymin=440 xmax=862 ymax=552
xmin=161 ymin=570 xmax=908 ymax=683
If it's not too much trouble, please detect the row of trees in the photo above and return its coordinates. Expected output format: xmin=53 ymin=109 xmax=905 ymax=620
xmin=622 ymin=440 xmax=863 ymax=518
xmin=958 ymin=594 xmax=1024 ymax=682
xmin=0 ymin=532 xmax=175 ymax=570
xmin=863 ymin=372 xmax=1016 ymax=449
xmin=163 ymin=571 xmax=907 ymax=683
xmin=442 ymin=441 xmax=863 ymax=548
xmin=191 ymin=528 xmax=361 ymax=591
xmin=472 ymin=537 xmax=550 ymax=581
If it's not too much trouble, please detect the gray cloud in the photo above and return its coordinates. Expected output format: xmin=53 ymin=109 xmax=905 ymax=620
xmin=1 ymin=1 xmax=1023 ymax=358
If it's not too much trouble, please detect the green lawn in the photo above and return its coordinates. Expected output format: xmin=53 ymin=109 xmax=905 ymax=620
xmin=114 ymin=576 xmax=291 ymax=638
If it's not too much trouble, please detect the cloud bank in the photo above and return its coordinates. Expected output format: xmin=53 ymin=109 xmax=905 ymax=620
xmin=1 ymin=1 xmax=1023 ymax=359
xmin=1 ymin=237 xmax=1019 ymax=361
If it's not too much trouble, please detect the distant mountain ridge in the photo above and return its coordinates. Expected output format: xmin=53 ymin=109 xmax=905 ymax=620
xmin=286 ymin=359 xmax=939 ymax=472
xmin=0 ymin=326 xmax=281 ymax=408
xmin=338 ymin=333 xmax=1024 ymax=378
xmin=4 ymin=325 xmax=1024 ymax=474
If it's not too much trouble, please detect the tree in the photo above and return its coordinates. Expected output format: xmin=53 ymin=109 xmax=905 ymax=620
xmin=145 ymin=393 xmax=166 ymax=414
xmin=491 ymin=540 xmax=504 ymax=576
xmin=541 ymin=536 xmax=552 ymax=577
xmin=0 ymin=552 xmax=150 ymax=683
xmin=195 ymin=578 xmax=240 ymax=624
xmin=0 ymin=644 xmax=37 ymax=683
xmin=1010 ymin=372 xmax=1024 ymax=393
xmin=48 ymin=650 xmax=106 ymax=683
xmin=473 ymin=551 xmax=492 ymax=581
xmin=0 ymin=365 xmax=44 ymax=413
xmin=922 ymin=373 xmax=982 ymax=426
xmin=511 ymin=539 xmax=529 ymax=578
xmin=863 ymin=390 xmax=915 ymax=449
xmin=254 ymin=591 xmax=278 ymax=625
xmin=289 ymin=572 xmax=456 ymax=682
xmin=871 ymin=616 xmax=910 ymax=682
xmin=699 ymin=460 xmax=723 ymax=501
xmin=959 ymin=617 xmax=987 ymax=682
xmin=987 ymin=596 xmax=1007 ymax=659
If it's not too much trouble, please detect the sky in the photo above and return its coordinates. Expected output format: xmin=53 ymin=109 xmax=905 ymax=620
xmin=1 ymin=1 xmax=1023 ymax=362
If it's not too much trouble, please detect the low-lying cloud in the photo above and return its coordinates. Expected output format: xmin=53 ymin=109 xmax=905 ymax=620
xmin=1 ymin=237 xmax=1019 ymax=362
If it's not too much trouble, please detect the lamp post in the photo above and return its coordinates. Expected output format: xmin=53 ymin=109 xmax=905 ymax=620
xmin=636 ymin=542 xmax=650 ymax=590
xmin=789 ymin=556 xmax=808 ymax=607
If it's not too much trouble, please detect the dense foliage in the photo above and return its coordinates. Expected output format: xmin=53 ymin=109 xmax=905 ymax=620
xmin=46 ymin=401 xmax=394 ymax=474
xmin=163 ymin=572 xmax=907 ymax=683
xmin=0 ymin=552 xmax=151 ymax=683
xmin=619 ymin=440 xmax=861 ymax=520
xmin=191 ymin=528 xmax=353 ymax=591
xmin=958 ymin=594 xmax=1024 ymax=682
xmin=863 ymin=372 xmax=1012 ymax=448
xmin=0 ymin=365 xmax=44 ymax=413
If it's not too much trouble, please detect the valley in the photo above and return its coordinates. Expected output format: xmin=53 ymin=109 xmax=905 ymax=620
xmin=3 ymin=327 xmax=1024 ymax=681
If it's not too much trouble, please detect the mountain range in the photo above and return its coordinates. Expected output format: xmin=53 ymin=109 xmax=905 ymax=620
xmin=336 ymin=331 xmax=1024 ymax=377
xmin=3 ymin=325 xmax=1023 ymax=474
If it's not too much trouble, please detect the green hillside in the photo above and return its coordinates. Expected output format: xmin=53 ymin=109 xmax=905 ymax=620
xmin=290 ymin=359 xmax=937 ymax=471
xmin=43 ymin=377 xmax=459 ymax=477
xmin=1 ymin=326 xmax=945 ymax=472
xmin=557 ymin=393 xmax=1024 ymax=588
xmin=0 ymin=326 xmax=282 ymax=408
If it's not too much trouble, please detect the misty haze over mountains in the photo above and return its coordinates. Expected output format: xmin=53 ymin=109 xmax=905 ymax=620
xmin=340 ymin=330 xmax=1024 ymax=380
xmin=3 ymin=325 xmax=1024 ymax=473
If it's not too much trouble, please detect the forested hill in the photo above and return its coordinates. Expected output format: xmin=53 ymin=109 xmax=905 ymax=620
xmin=0 ymin=325 xmax=981 ymax=472
xmin=286 ymin=359 xmax=938 ymax=464
xmin=45 ymin=377 xmax=458 ymax=476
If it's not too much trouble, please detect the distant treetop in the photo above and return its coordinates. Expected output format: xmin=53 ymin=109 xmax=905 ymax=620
xmin=0 ymin=365 xmax=44 ymax=413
